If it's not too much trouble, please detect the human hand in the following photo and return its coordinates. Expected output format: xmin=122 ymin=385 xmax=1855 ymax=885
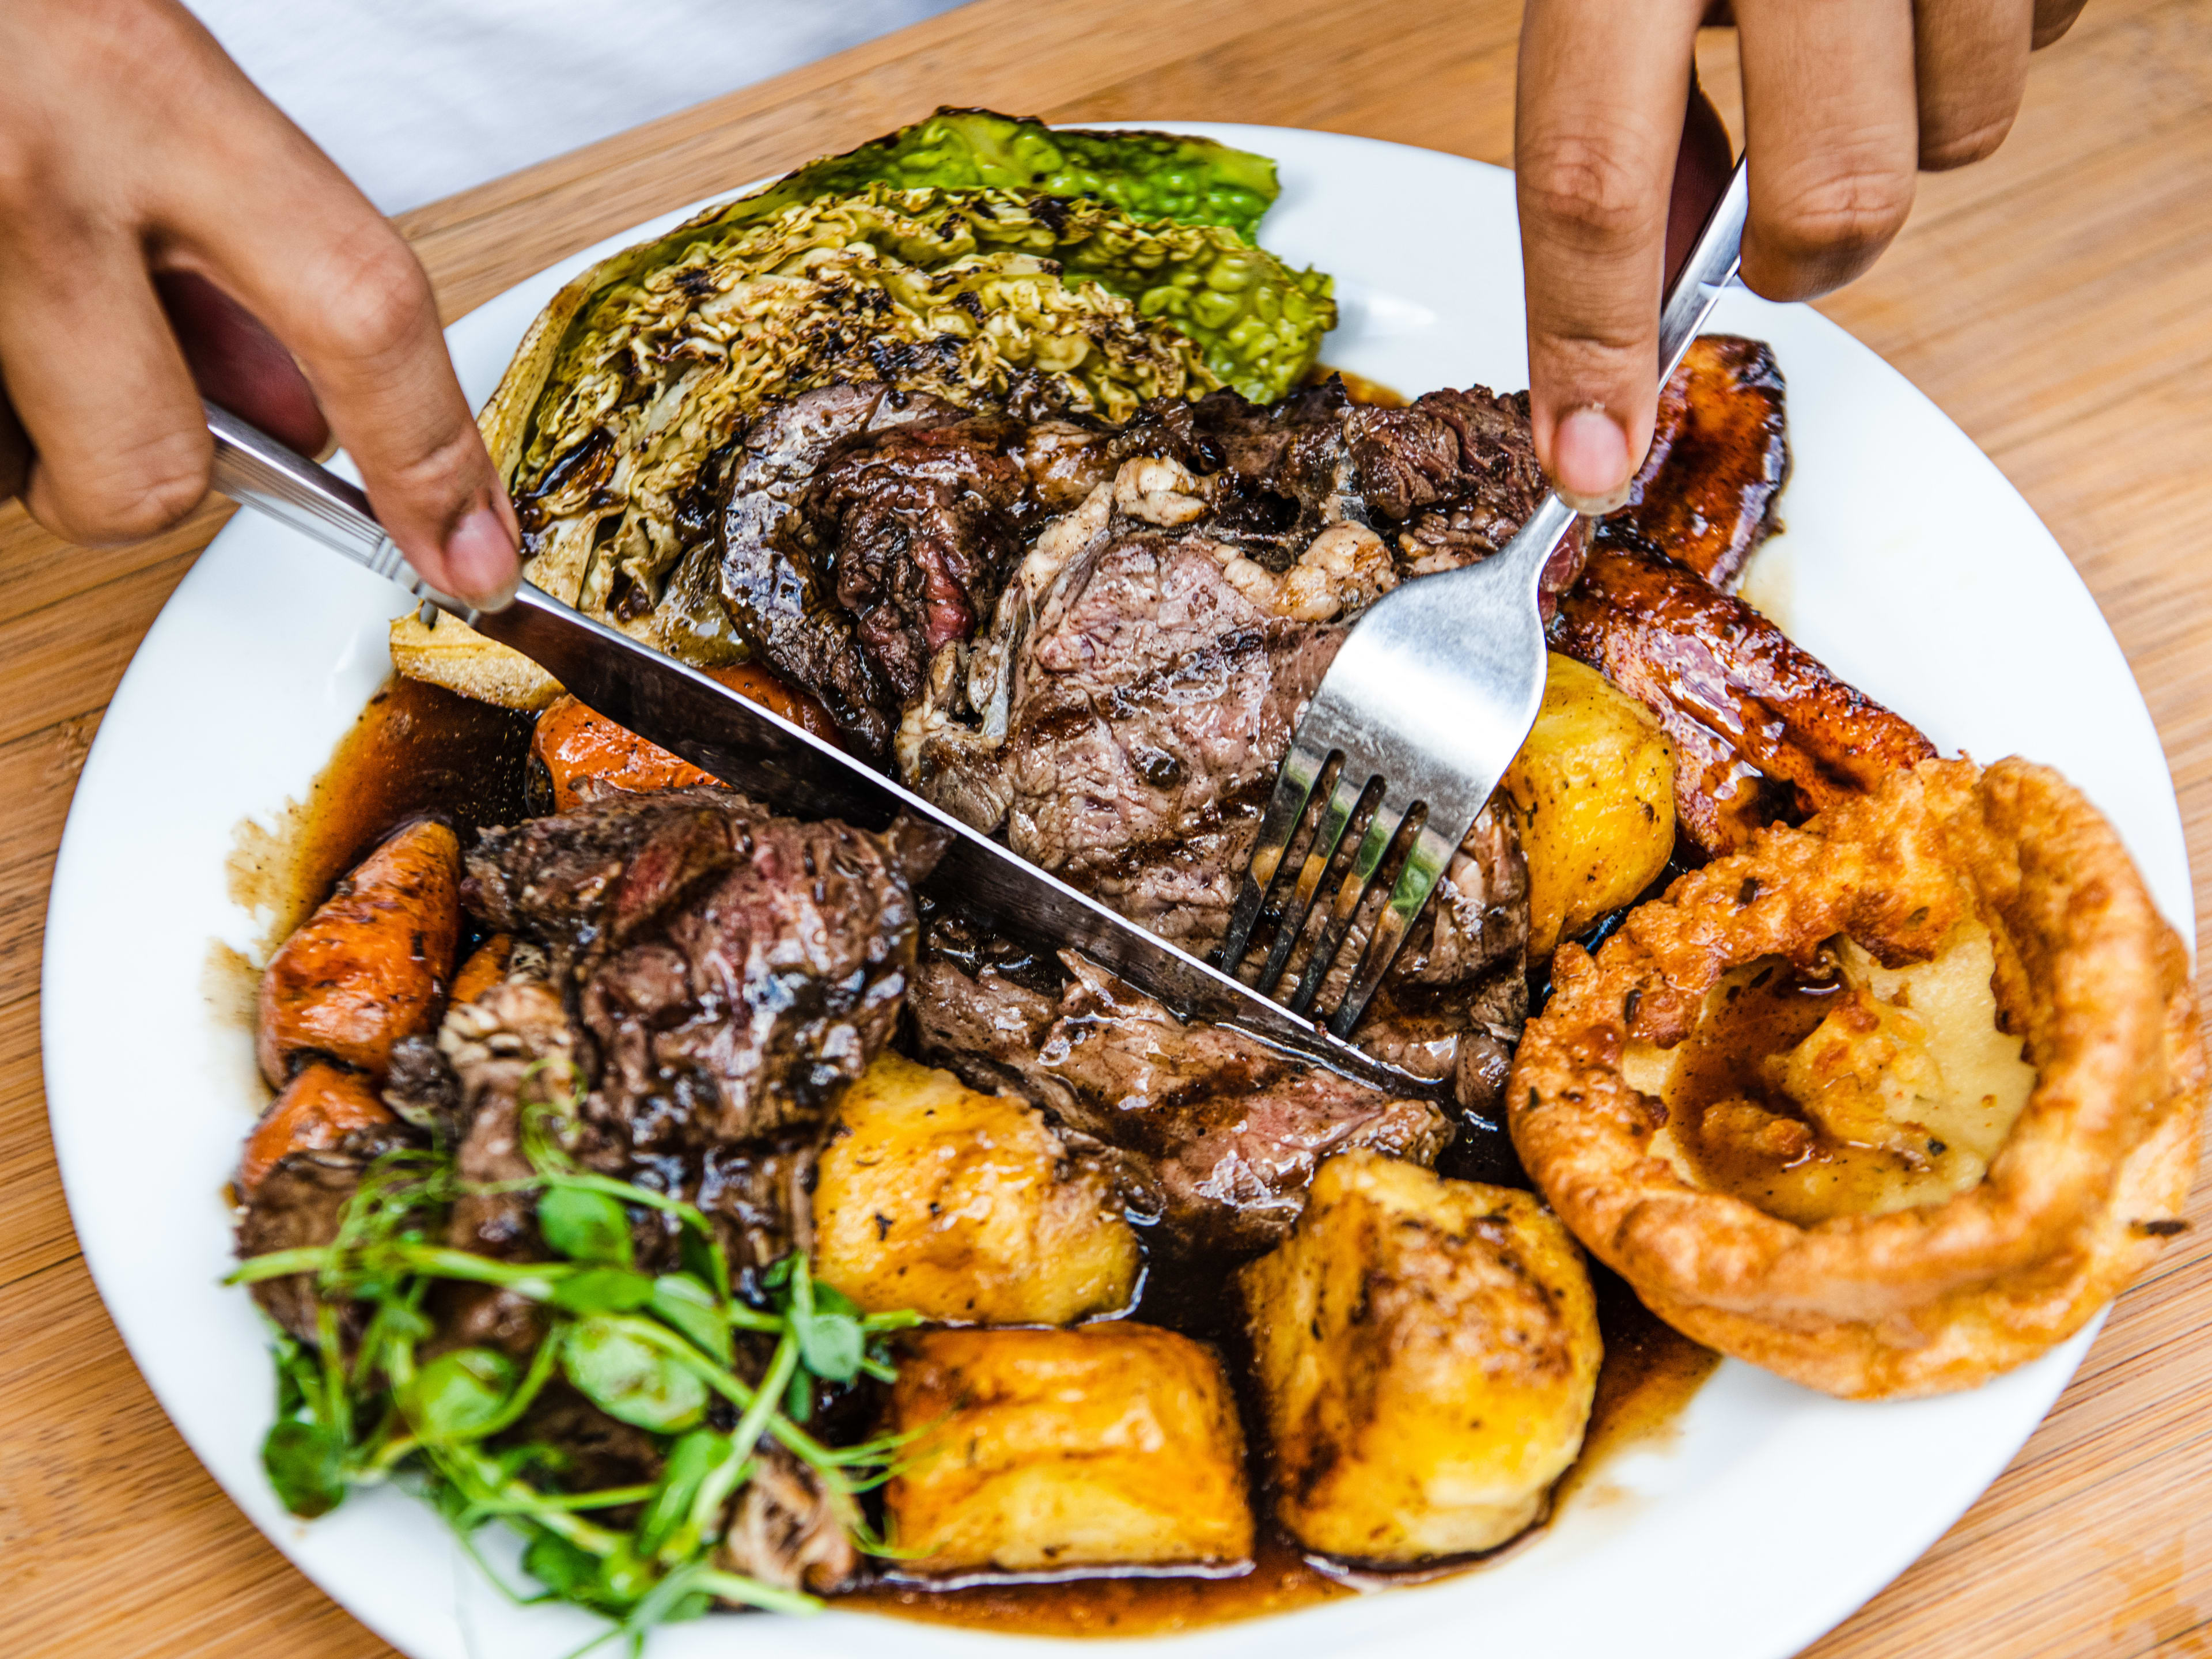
xmin=0 ymin=0 xmax=520 ymax=605
xmin=1514 ymin=0 xmax=2089 ymax=512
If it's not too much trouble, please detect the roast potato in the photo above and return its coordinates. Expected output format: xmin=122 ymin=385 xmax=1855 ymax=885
xmin=882 ymin=1325 xmax=1252 ymax=1573
xmin=1238 ymin=1149 xmax=1601 ymax=1563
xmin=257 ymin=819 xmax=462 ymax=1086
xmin=1499 ymin=653 xmax=1676 ymax=957
xmin=813 ymin=1052 xmax=1141 ymax=1324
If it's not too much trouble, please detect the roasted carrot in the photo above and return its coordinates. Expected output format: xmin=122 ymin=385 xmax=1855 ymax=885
xmin=239 ymin=1062 xmax=396 ymax=1194
xmin=257 ymin=819 xmax=462 ymax=1085
xmin=531 ymin=663 xmax=841 ymax=810
xmin=450 ymin=933 xmax=514 ymax=1006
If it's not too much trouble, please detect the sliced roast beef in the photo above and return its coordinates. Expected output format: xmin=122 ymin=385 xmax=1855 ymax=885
xmin=464 ymin=786 xmax=946 ymax=1156
xmin=464 ymin=789 xmax=744 ymax=969
xmin=909 ymin=952 xmax=1449 ymax=1251
xmin=581 ymin=808 xmax=945 ymax=1149
xmin=717 ymin=384 xmax=963 ymax=756
xmin=1003 ymin=528 xmax=1346 ymax=949
xmin=718 ymin=384 xmax=1117 ymax=757
xmin=796 ymin=414 xmax=1115 ymax=710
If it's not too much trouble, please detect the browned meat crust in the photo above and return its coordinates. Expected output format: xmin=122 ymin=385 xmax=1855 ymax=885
xmin=719 ymin=385 xmax=1109 ymax=756
xmin=908 ymin=952 xmax=1449 ymax=1252
xmin=468 ymin=787 xmax=947 ymax=1153
xmin=1552 ymin=541 xmax=1937 ymax=855
xmin=1602 ymin=335 xmax=1789 ymax=592
xmin=1002 ymin=531 xmax=1343 ymax=949
xmin=716 ymin=384 xmax=965 ymax=756
xmin=234 ymin=1128 xmax=415 ymax=1343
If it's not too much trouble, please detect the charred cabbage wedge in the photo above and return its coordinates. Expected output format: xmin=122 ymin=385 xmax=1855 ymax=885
xmin=391 ymin=114 xmax=1333 ymax=710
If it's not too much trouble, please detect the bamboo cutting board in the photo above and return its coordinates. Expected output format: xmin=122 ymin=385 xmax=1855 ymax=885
xmin=3 ymin=2 xmax=2209 ymax=1654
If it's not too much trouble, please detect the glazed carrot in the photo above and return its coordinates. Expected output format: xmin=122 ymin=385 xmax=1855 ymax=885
xmin=257 ymin=819 xmax=463 ymax=1086
xmin=532 ymin=663 xmax=842 ymax=810
xmin=706 ymin=662 xmax=843 ymax=747
xmin=450 ymin=933 xmax=514 ymax=1006
xmin=532 ymin=695 xmax=715 ymax=809
xmin=239 ymin=1062 xmax=396 ymax=1194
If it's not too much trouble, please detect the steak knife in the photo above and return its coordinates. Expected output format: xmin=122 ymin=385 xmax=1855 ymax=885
xmin=204 ymin=403 xmax=1427 ymax=1097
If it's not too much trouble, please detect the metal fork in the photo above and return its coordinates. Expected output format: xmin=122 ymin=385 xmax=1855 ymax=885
xmin=1215 ymin=158 xmax=1751 ymax=1039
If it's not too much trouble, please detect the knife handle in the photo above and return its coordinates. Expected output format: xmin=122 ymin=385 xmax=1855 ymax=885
xmin=203 ymin=400 xmax=482 ymax=624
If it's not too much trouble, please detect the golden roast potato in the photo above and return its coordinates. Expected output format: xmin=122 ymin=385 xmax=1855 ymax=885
xmin=1498 ymin=653 xmax=1676 ymax=957
xmin=813 ymin=1052 xmax=1141 ymax=1324
xmin=1238 ymin=1149 xmax=1601 ymax=1563
xmin=882 ymin=1325 xmax=1252 ymax=1574
xmin=1512 ymin=757 xmax=2205 ymax=1399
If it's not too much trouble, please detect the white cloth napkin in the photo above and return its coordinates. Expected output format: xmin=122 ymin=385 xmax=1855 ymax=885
xmin=184 ymin=0 xmax=970 ymax=214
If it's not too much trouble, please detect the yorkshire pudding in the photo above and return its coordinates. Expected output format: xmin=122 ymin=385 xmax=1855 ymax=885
xmin=1511 ymin=757 xmax=2203 ymax=1399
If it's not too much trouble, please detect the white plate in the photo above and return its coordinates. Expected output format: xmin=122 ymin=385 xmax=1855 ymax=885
xmin=41 ymin=125 xmax=2195 ymax=1659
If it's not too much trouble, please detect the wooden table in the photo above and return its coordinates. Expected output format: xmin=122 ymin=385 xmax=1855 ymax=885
xmin=4 ymin=2 xmax=2207 ymax=1653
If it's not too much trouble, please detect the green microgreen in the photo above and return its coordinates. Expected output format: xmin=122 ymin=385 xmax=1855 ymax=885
xmin=226 ymin=1125 xmax=914 ymax=1654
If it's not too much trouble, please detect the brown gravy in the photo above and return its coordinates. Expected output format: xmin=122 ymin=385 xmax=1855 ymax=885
xmin=264 ymin=674 xmax=534 ymax=941
xmin=1309 ymin=363 xmax=1407 ymax=407
xmin=282 ymin=676 xmax=1718 ymax=1637
xmin=1664 ymin=957 xmax=1858 ymax=1225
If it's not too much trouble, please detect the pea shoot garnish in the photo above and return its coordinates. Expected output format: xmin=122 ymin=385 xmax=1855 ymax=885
xmin=228 ymin=1103 xmax=916 ymax=1656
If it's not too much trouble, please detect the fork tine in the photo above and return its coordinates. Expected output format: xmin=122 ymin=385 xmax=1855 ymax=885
xmin=1217 ymin=736 xmax=1330 ymax=972
xmin=1325 ymin=816 xmax=1466 ymax=1040
xmin=1286 ymin=796 xmax=1408 ymax=1017
xmin=1253 ymin=764 xmax=1369 ymax=996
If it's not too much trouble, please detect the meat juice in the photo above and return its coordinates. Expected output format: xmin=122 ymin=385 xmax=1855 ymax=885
xmin=279 ymin=673 xmax=1716 ymax=1636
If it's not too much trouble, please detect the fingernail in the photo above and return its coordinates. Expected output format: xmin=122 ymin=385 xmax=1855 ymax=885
xmin=1552 ymin=407 xmax=1634 ymax=515
xmin=444 ymin=505 xmax=520 ymax=609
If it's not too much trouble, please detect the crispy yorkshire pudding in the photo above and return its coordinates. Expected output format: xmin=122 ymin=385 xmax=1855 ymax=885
xmin=1511 ymin=757 xmax=2204 ymax=1400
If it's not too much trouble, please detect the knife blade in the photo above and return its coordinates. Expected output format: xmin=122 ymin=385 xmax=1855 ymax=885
xmin=203 ymin=402 xmax=1431 ymax=1097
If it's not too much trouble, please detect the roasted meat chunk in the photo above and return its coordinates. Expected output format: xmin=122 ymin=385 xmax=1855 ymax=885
xmin=717 ymin=383 xmax=963 ymax=756
xmin=437 ymin=976 xmax=579 ymax=1255
xmin=235 ymin=1129 xmax=414 ymax=1343
xmin=465 ymin=787 xmax=948 ymax=1153
xmin=1552 ymin=541 xmax=1937 ymax=855
xmin=717 ymin=385 xmax=1114 ymax=757
xmin=1602 ymin=335 xmax=1788 ymax=591
xmin=1000 ymin=527 xmax=1347 ymax=948
xmin=798 ymin=414 xmax=1112 ymax=705
xmin=887 ymin=381 xmax=1537 ymax=1101
xmin=910 ymin=952 xmax=1450 ymax=1251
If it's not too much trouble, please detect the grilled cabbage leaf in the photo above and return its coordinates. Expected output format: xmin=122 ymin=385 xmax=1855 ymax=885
xmin=770 ymin=107 xmax=1282 ymax=241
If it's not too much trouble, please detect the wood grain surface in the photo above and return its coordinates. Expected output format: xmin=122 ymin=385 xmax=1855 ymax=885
xmin=3 ymin=2 xmax=2209 ymax=1654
